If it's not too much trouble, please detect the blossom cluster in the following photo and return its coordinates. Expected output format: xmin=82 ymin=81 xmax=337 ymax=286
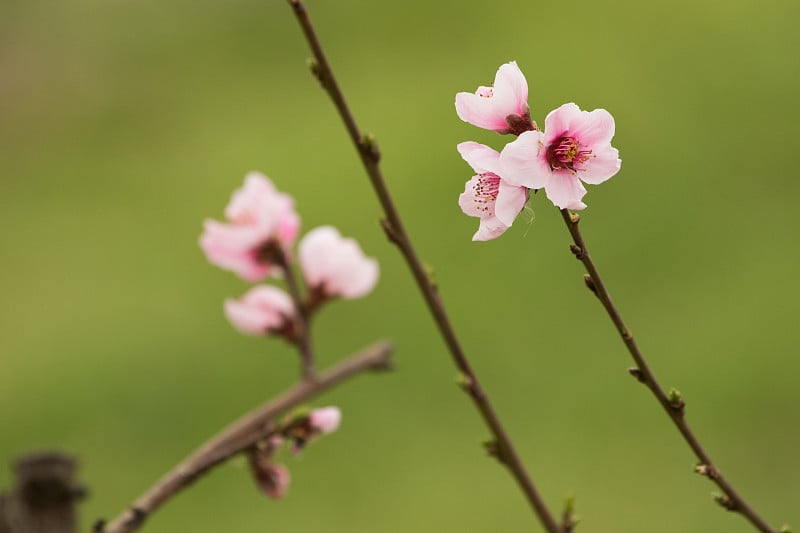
xmin=455 ymin=62 xmax=622 ymax=240
xmin=199 ymin=172 xmax=379 ymax=337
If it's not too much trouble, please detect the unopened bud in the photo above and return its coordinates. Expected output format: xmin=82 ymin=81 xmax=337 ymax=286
xmin=668 ymin=388 xmax=685 ymax=411
xmin=247 ymin=448 xmax=290 ymax=500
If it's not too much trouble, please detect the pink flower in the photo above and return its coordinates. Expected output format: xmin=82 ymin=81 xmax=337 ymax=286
xmin=455 ymin=61 xmax=532 ymax=134
xmin=309 ymin=406 xmax=341 ymax=435
xmin=499 ymin=103 xmax=621 ymax=210
xmin=200 ymin=172 xmax=301 ymax=282
xmin=457 ymin=142 xmax=529 ymax=241
xmin=299 ymin=226 xmax=378 ymax=299
xmin=224 ymin=285 xmax=295 ymax=336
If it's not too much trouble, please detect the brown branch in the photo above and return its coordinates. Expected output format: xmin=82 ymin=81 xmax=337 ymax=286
xmin=286 ymin=2 xmax=563 ymax=531
xmin=99 ymin=341 xmax=393 ymax=533
xmin=559 ymin=208 xmax=778 ymax=533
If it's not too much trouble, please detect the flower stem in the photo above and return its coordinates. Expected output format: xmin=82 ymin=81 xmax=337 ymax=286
xmin=286 ymin=2 xmax=563 ymax=531
xmin=274 ymin=248 xmax=315 ymax=381
xmin=97 ymin=341 xmax=393 ymax=533
xmin=558 ymin=208 xmax=778 ymax=533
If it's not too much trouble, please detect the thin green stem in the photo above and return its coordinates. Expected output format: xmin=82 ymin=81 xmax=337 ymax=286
xmin=559 ymin=208 xmax=778 ymax=533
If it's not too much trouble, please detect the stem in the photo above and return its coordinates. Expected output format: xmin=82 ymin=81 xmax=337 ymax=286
xmin=286 ymin=2 xmax=562 ymax=531
xmin=559 ymin=208 xmax=777 ymax=533
xmin=98 ymin=341 xmax=393 ymax=533
xmin=275 ymin=249 xmax=315 ymax=380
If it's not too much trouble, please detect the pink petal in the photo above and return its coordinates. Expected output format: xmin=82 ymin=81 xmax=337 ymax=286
xmin=498 ymin=130 xmax=550 ymax=189
xmin=580 ymin=144 xmax=621 ymax=185
xmin=544 ymin=173 xmax=588 ymax=210
xmin=542 ymin=103 xmax=583 ymax=144
xmin=490 ymin=61 xmax=528 ymax=118
xmin=456 ymin=142 xmax=501 ymax=175
xmin=309 ymin=406 xmax=342 ymax=434
xmin=455 ymin=92 xmax=510 ymax=131
xmin=494 ymin=181 xmax=528 ymax=227
xmin=572 ymin=108 xmax=616 ymax=147
xmin=473 ymin=216 xmax=508 ymax=241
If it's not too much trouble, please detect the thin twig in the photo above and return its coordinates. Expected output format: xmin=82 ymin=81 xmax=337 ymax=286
xmin=274 ymin=249 xmax=315 ymax=380
xmin=99 ymin=341 xmax=393 ymax=533
xmin=559 ymin=208 xmax=778 ymax=533
xmin=286 ymin=2 xmax=563 ymax=531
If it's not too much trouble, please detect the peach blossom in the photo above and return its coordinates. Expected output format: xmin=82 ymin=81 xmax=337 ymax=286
xmin=299 ymin=226 xmax=378 ymax=299
xmin=200 ymin=172 xmax=300 ymax=281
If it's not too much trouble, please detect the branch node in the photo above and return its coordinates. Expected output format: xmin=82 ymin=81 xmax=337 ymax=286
xmin=126 ymin=507 xmax=148 ymax=527
xmin=779 ymin=524 xmax=792 ymax=533
xmin=627 ymin=367 xmax=646 ymax=383
xmin=482 ymin=439 xmax=507 ymax=465
xmin=561 ymin=495 xmax=580 ymax=533
xmin=360 ymin=133 xmax=381 ymax=162
xmin=379 ymin=218 xmax=401 ymax=246
xmin=569 ymin=243 xmax=584 ymax=259
xmin=455 ymin=373 xmax=474 ymax=393
xmin=569 ymin=212 xmax=580 ymax=224
xmin=713 ymin=492 xmax=738 ymax=511
xmin=582 ymin=274 xmax=597 ymax=295
xmin=694 ymin=463 xmax=719 ymax=480
xmin=306 ymin=57 xmax=323 ymax=84
xmin=668 ymin=388 xmax=686 ymax=413
xmin=92 ymin=519 xmax=106 ymax=533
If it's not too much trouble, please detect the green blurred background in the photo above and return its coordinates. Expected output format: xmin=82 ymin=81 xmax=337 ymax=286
xmin=1 ymin=0 xmax=798 ymax=531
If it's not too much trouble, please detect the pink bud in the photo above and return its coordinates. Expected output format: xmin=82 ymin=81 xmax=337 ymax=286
xmin=299 ymin=226 xmax=378 ymax=299
xmin=248 ymin=450 xmax=291 ymax=500
xmin=224 ymin=285 xmax=295 ymax=336
xmin=309 ymin=406 xmax=341 ymax=435
xmin=200 ymin=172 xmax=301 ymax=282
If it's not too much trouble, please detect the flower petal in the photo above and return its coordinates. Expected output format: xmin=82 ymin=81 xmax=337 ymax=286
xmin=473 ymin=216 xmax=509 ymax=241
xmin=490 ymin=61 xmax=529 ymax=119
xmin=455 ymin=92 xmax=510 ymax=131
xmin=581 ymin=145 xmax=621 ymax=185
xmin=457 ymin=142 xmax=501 ymax=175
xmin=572 ymin=108 xmax=616 ymax=147
xmin=494 ymin=181 xmax=528 ymax=227
xmin=544 ymin=173 xmax=588 ymax=210
xmin=499 ymin=130 xmax=550 ymax=189
xmin=542 ymin=103 xmax=583 ymax=144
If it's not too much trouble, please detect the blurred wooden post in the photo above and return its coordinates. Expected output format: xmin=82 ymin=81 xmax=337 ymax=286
xmin=0 ymin=452 xmax=85 ymax=533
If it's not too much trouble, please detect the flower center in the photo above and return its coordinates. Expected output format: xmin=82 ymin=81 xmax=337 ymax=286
xmin=547 ymin=136 xmax=592 ymax=172
xmin=471 ymin=173 xmax=500 ymax=212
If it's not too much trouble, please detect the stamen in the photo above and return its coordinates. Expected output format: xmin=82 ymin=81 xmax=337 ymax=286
xmin=472 ymin=173 xmax=500 ymax=213
xmin=547 ymin=136 xmax=593 ymax=172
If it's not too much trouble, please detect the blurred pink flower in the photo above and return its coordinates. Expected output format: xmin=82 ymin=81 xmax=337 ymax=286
xmin=455 ymin=61 xmax=532 ymax=134
xmin=200 ymin=172 xmax=301 ymax=282
xmin=299 ymin=226 xmax=378 ymax=299
xmin=457 ymin=142 xmax=529 ymax=241
xmin=224 ymin=285 xmax=295 ymax=336
xmin=500 ymin=103 xmax=621 ymax=210
xmin=309 ymin=406 xmax=341 ymax=435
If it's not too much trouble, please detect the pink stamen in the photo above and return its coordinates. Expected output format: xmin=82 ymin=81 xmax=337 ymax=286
xmin=472 ymin=173 xmax=500 ymax=213
xmin=547 ymin=136 xmax=593 ymax=172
